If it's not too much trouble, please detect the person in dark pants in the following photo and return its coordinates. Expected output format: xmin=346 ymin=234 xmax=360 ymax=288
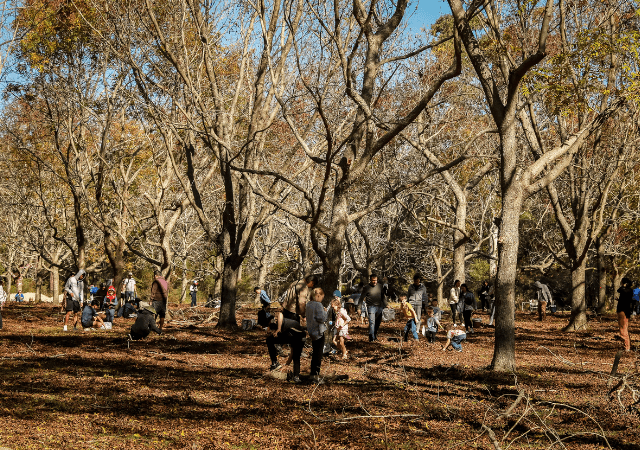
xmin=129 ymin=305 xmax=162 ymax=340
xmin=306 ymin=287 xmax=327 ymax=383
xmin=150 ymin=270 xmax=169 ymax=330
xmin=190 ymin=280 xmax=198 ymax=307
xmin=361 ymin=273 xmax=386 ymax=341
xmin=478 ymin=281 xmax=491 ymax=311
xmin=460 ymin=284 xmax=476 ymax=333
xmin=267 ymin=317 xmax=306 ymax=383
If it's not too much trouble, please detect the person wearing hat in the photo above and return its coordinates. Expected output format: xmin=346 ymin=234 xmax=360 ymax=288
xmin=129 ymin=304 xmax=162 ymax=340
xmin=190 ymin=280 xmax=198 ymax=307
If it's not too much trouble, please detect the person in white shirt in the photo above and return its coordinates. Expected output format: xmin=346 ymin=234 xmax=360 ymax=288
xmin=122 ymin=272 xmax=137 ymax=304
xmin=190 ymin=280 xmax=198 ymax=307
xmin=449 ymin=280 xmax=461 ymax=325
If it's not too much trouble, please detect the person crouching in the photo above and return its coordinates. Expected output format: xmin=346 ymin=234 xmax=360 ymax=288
xmin=81 ymin=300 xmax=105 ymax=331
xmin=129 ymin=305 xmax=162 ymax=340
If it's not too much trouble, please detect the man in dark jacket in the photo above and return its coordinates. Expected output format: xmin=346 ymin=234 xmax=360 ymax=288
xmin=407 ymin=274 xmax=427 ymax=324
xmin=129 ymin=305 xmax=162 ymax=340
xmin=361 ymin=273 xmax=386 ymax=342
xmin=266 ymin=317 xmax=306 ymax=383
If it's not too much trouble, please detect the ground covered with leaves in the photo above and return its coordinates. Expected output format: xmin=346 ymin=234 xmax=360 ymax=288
xmin=0 ymin=303 xmax=639 ymax=449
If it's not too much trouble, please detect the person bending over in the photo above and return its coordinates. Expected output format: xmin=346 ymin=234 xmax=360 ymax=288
xmin=129 ymin=305 xmax=162 ymax=340
xmin=266 ymin=317 xmax=306 ymax=383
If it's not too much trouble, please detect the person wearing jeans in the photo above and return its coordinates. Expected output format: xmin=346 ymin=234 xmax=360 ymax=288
xmin=361 ymin=273 xmax=385 ymax=341
xmin=407 ymin=274 xmax=426 ymax=325
xmin=442 ymin=325 xmax=466 ymax=352
xmin=400 ymin=294 xmax=419 ymax=341
xmin=367 ymin=305 xmax=383 ymax=341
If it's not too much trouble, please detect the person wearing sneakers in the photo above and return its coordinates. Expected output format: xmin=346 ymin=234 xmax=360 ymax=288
xmin=442 ymin=323 xmax=466 ymax=352
xmin=63 ymin=269 xmax=86 ymax=331
xmin=81 ymin=300 xmax=105 ymax=331
xmin=332 ymin=296 xmax=351 ymax=359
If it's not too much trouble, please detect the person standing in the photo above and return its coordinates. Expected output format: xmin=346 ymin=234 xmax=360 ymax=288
xmin=63 ymin=269 xmax=86 ymax=332
xmin=306 ymin=288 xmax=327 ymax=383
xmin=460 ymin=284 xmax=476 ymax=333
xmin=122 ymin=272 xmax=137 ymax=304
xmin=190 ymin=280 xmax=198 ymax=307
xmin=151 ymin=270 xmax=169 ymax=330
xmin=534 ymin=281 xmax=553 ymax=321
xmin=407 ymin=274 xmax=426 ymax=325
xmin=478 ymin=281 xmax=491 ymax=311
xmin=361 ymin=273 xmax=386 ymax=342
xmin=399 ymin=294 xmax=419 ymax=342
xmin=449 ymin=280 xmax=461 ymax=325
xmin=617 ymin=278 xmax=633 ymax=352
xmin=276 ymin=274 xmax=317 ymax=332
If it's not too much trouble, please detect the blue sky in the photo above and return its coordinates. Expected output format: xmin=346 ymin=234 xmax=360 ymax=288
xmin=406 ymin=0 xmax=449 ymax=32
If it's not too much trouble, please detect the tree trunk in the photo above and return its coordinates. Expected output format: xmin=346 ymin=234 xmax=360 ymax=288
xmin=52 ymin=265 xmax=60 ymax=305
xmin=452 ymin=201 xmax=467 ymax=283
xmin=564 ymin=258 xmax=588 ymax=331
xmin=490 ymin=185 xmax=523 ymax=372
xmin=596 ymin=238 xmax=607 ymax=314
xmin=218 ymin=262 xmax=240 ymax=328
xmin=35 ymin=258 xmax=42 ymax=303
xmin=432 ymin=249 xmax=446 ymax=309
xmin=180 ymin=271 xmax=189 ymax=304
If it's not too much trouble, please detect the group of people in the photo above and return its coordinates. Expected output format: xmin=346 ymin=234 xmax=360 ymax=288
xmin=258 ymin=273 xmax=492 ymax=383
xmin=60 ymin=269 xmax=169 ymax=341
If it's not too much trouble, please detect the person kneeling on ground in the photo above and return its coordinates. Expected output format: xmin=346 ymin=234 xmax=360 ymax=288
xmin=129 ymin=304 xmax=162 ymax=340
xmin=81 ymin=300 xmax=105 ymax=331
xmin=442 ymin=324 xmax=466 ymax=352
xmin=266 ymin=317 xmax=306 ymax=383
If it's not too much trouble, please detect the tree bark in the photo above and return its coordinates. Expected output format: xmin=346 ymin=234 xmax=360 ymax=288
xmin=218 ymin=262 xmax=240 ymax=328
xmin=490 ymin=180 xmax=523 ymax=372
xmin=596 ymin=239 xmax=607 ymax=313
xmin=452 ymin=201 xmax=467 ymax=283
xmin=564 ymin=258 xmax=588 ymax=331
xmin=52 ymin=265 xmax=60 ymax=305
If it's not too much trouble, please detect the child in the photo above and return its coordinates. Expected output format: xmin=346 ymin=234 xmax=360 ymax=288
xmin=306 ymin=287 xmax=327 ymax=383
xmin=81 ymin=300 xmax=105 ymax=331
xmin=442 ymin=323 xmax=466 ymax=352
xmin=332 ymin=297 xmax=351 ymax=359
xmin=421 ymin=297 xmax=441 ymax=335
xmin=422 ymin=307 xmax=442 ymax=343
xmin=104 ymin=285 xmax=117 ymax=323
xmin=400 ymin=294 xmax=419 ymax=342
